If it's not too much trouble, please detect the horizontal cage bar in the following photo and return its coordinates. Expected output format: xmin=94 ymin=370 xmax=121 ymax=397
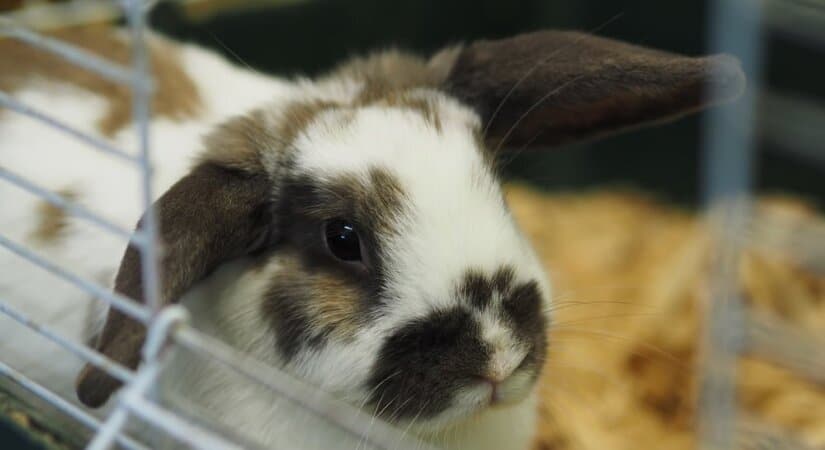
xmin=744 ymin=313 xmax=825 ymax=385
xmin=0 ymin=360 xmax=148 ymax=450
xmin=0 ymin=299 xmax=134 ymax=384
xmin=174 ymin=326 xmax=439 ymax=450
xmin=0 ymin=91 xmax=139 ymax=163
xmin=0 ymin=166 xmax=144 ymax=245
xmin=0 ymin=234 xmax=150 ymax=323
xmin=0 ymin=17 xmax=146 ymax=88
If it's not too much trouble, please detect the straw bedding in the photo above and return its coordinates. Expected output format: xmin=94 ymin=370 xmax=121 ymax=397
xmin=506 ymin=184 xmax=825 ymax=450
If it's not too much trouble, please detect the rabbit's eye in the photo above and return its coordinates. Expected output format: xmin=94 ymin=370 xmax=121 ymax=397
xmin=323 ymin=219 xmax=362 ymax=262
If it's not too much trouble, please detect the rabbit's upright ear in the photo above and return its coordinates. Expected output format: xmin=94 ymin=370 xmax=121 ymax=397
xmin=439 ymin=30 xmax=746 ymax=148
xmin=76 ymin=116 xmax=278 ymax=408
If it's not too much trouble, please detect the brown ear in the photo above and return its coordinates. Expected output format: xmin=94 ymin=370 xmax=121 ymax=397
xmin=75 ymin=162 xmax=275 ymax=407
xmin=441 ymin=30 xmax=746 ymax=148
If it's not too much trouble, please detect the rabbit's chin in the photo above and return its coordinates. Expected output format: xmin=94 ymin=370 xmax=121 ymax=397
xmin=408 ymin=387 xmax=540 ymax=450
xmin=398 ymin=369 xmax=539 ymax=434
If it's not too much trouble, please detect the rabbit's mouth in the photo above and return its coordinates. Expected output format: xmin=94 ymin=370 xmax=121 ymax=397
xmin=387 ymin=364 xmax=542 ymax=436
xmin=364 ymin=295 xmax=547 ymax=428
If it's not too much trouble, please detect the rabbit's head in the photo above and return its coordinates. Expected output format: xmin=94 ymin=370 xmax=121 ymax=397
xmin=76 ymin=30 xmax=744 ymax=430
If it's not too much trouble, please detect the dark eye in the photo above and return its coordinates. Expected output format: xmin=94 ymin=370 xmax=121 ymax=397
xmin=323 ymin=219 xmax=363 ymax=262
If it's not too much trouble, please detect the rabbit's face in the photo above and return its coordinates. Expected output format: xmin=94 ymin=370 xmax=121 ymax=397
xmin=77 ymin=30 xmax=745 ymax=437
xmin=264 ymin=90 xmax=551 ymax=429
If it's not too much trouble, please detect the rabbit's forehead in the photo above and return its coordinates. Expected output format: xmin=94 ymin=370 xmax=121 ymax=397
xmin=292 ymin=92 xmax=482 ymax=175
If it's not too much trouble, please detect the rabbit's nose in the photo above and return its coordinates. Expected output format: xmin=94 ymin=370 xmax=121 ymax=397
xmin=485 ymin=348 xmax=527 ymax=383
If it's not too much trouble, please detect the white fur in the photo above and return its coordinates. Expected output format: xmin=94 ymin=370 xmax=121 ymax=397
xmin=0 ymin=30 xmax=550 ymax=449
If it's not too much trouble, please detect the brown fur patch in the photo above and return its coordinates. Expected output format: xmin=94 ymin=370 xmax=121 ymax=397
xmin=305 ymin=275 xmax=362 ymax=336
xmin=199 ymin=109 xmax=274 ymax=173
xmin=327 ymin=47 xmax=465 ymax=131
xmin=324 ymin=49 xmax=451 ymax=93
xmin=76 ymin=162 xmax=275 ymax=407
xmin=0 ymin=25 xmax=202 ymax=136
xmin=359 ymin=90 xmax=443 ymax=131
xmin=203 ymin=46 xmax=460 ymax=164
xmin=290 ymin=167 xmax=407 ymax=238
xmin=276 ymin=99 xmax=341 ymax=146
xmin=265 ymin=259 xmax=364 ymax=343
xmin=28 ymin=188 xmax=78 ymax=244
xmin=199 ymin=100 xmax=347 ymax=174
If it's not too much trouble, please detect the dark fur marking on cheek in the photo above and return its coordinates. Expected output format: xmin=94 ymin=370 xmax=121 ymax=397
xmin=367 ymin=308 xmax=489 ymax=420
xmin=277 ymin=168 xmax=407 ymax=314
xmin=264 ymin=280 xmax=323 ymax=362
xmin=262 ymin=267 xmax=366 ymax=362
xmin=503 ymin=280 xmax=548 ymax=369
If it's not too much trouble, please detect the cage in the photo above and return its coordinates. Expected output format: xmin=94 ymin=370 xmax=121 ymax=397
xmin=1 ymin=0 xmax=824 ymax=449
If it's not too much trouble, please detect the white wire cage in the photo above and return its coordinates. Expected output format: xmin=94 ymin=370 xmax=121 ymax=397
xmin=699 ymin=1 xmax=825 ymax=449
xmin=0 ymin=1 xmax=436 ymax=449
xmin=0 ymin=0 xmax=823 ymax=449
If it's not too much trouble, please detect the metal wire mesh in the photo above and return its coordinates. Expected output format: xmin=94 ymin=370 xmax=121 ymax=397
xmin=698 ymin=0 xmax=825 ymax=449
xmin=0 ymin=1 xmax=435 ymax=449
xmin=0 ymin=0 xmax=823 ymax=449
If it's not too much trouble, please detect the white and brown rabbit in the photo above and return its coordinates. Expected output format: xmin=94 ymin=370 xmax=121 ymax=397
xmin=0 ymin=24 xmax=744 ymax=449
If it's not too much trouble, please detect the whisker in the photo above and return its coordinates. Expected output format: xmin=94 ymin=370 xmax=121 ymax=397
xmin=395 ymin=398 xmax=432 ymax=450
xmin=491 ymin=73 xmax=589 ymax=158
xmin=549 ymin=327 xmax=689 ymax=369
xmin=482 ymin=11 xmax=626 ymax=141
xmin=208 ymin=31 xmax=262 ymax=75
xmin=357 ymin=370 xmax=401 ymax=412
xmin=356 ymin=390 xmax=394 ymax=450
xmin=497 ymin=126 xmax=546 ymax=167
xmin=545 ymin=299 xmax=654 ymax=315
xmin=551 ymin=311 xmax=665 ymax=326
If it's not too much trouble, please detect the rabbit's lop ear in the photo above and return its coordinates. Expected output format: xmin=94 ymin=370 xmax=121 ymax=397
xmin=76 ymin=117 xmax=278 ymax=408
xmin=440 ymin=30 xmax=746 ymax=148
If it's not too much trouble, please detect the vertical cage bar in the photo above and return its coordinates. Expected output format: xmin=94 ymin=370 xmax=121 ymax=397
xmin=698 ymin=0 xmax=764 ymax=449
xmin=121 ymin=0 xmax=162 ymax=314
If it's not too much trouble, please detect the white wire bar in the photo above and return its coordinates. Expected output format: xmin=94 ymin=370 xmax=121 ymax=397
xmin=86 ymin=407 xmax=133 ymax=450
xmin=0 ymin=166 xmax=144 ymax=245
xmin=738 ymin=417 xmax=818 ymax=450
xmin=120 ymin=0 xmax=162 ymax=314
xmin=698 ymin=0 xmax=764 ymax=448
xmin=0 ymin=299 xmax=134 ymax=384
xmin=174 ymin=326 xmax=440 ymax=450
xmin=0 ymin=17 xmax=140 ymax=88
xmin=126 ymin=396 xmax=252 ymax=450
xmin=744 ymin=313 xmax=825 ymax=385
xmin=4 ymin=0 xmax=130 ymax=31
xmin=0 ymin=360 xmax=148 ymax=450
xmin=0 ymin=91 xmax=140 ymax=163
xmin=87 ymin=340 xmax=263 ymax=450
xmin=747 ymin=206 xmax=825 ymax=274
xmin=0 ymin=234 xmax=151 ymax=323
xmin=86 ymin=358 xmax=162 ymax=450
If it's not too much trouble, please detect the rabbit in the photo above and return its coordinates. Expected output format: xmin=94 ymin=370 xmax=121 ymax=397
xmin=0 ymin=24 xmax=745 ymax=450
